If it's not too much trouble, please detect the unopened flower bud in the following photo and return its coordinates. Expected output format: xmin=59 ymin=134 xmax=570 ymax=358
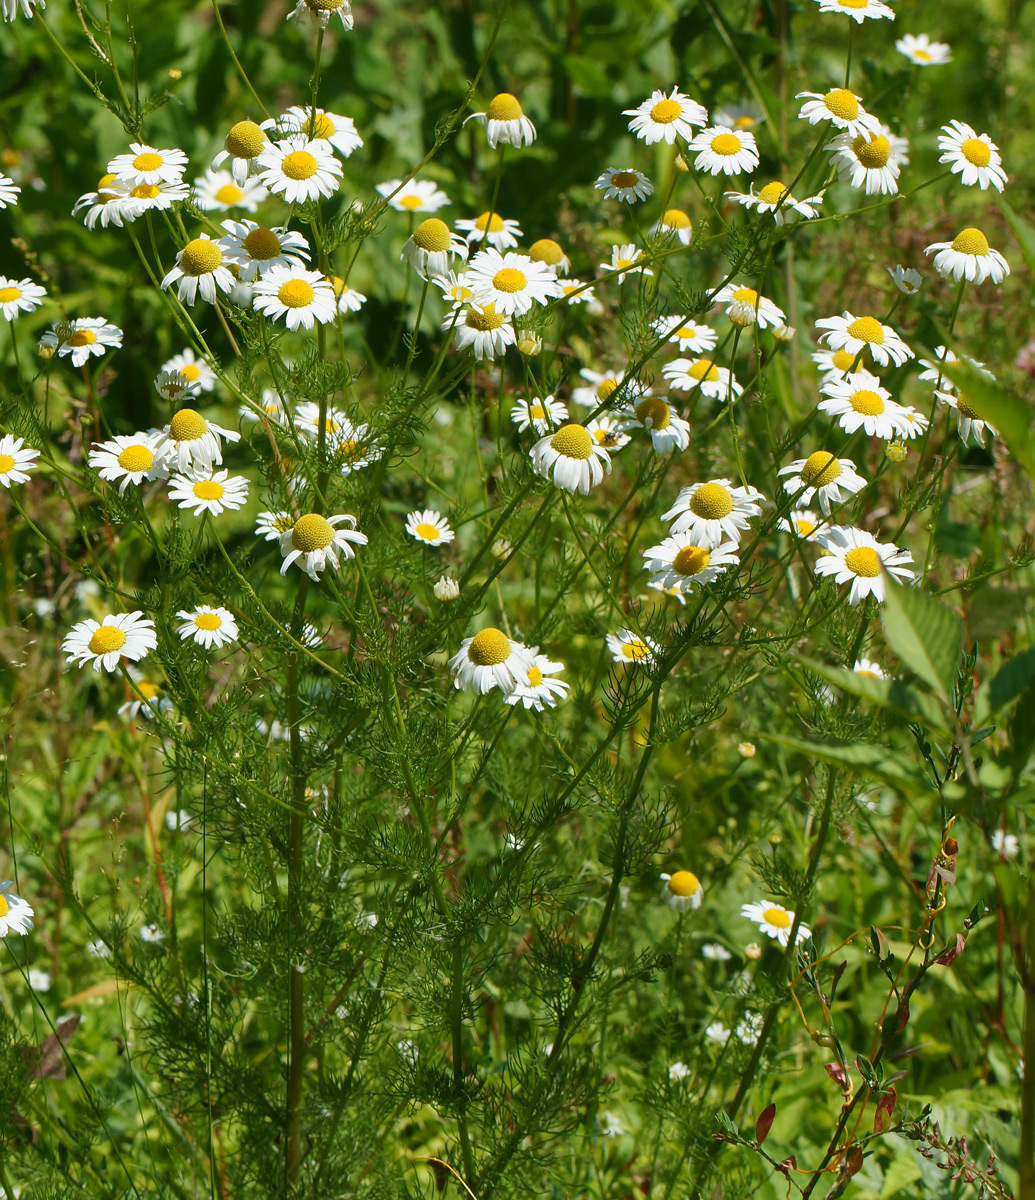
xmin=728 ymin=299 xmax=757 ymax=328
xmin=517 ymin=333 xmax=543 ymax=357
xmin=434 ymin=575 xmax=460 ymax=602
xmin=744 ymin=942 xmax=762 ymax=960
xmin=491 ymin=538 xmax=512 ymax=560
xmin=772 ymin=323 xmax=795 ymax=343
xmin=885 ymin=440 xmax=908 ymax=462
xmin=738 ymin=741 xmax=756 ymax=758
xmin=167 ymin=67 xmax=182 ymax=81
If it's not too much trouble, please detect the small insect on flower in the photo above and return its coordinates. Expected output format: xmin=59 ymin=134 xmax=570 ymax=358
xmin=662 ymin=478 xmax=765 ymax=546
xmin=624 ymin=87 xmax=708 ymax=144
xmin=39 ymin=318 xmax=123 ymax=366
xmin=161 ymin=235 xmax=236 ymax=306
xmin=778 ymin=451 xmax=866 ymax=514
xmin=155 ymin=408 xmax=240 ymax=472
xmin=741 ymin=900 xmax=810 ymax=946
xmin=168 ymin=468 xmax=249 ymax=517
xmin=687 ymin=125 xmax=760 ymax=176
xmin=449 ymin=628 xmax=534 ymax=695
xmin=814 ymin=526 xmax=916 ymax=605
xmin=0 ymin=882 xmax=33 ymax=937
xmin=466 ymin=92 xmax=536 ymax=148
xmin=89 ymin=433 xmax=168 ymax=493
xmin=177 ymin=605 xmax=240 ymax=649
xmin=607 ymin=628 xmax=660 ymax=667
xmin=0 ymin=275 xmax=45 ymax=320
xmin=796 ymin=88 xmax=880 ymax=138
xmin=530 ymin=423 xmax=612 ymax=495
xmin=455 ymin=212 xmax=523 ymax=250
xmin=405 ymin=510 xmax=455 ymax=547
xmin=0 ymin=434 xmax=40 ymax=488
xmin=896 ymin=32 xmax=952 ymax=65
xmin=279 ymin=513 xmax=367 ymax=581
xmin=376 ymin=178 xmax=450 ymax=213
xmin=63 ymin=612 xmax=157 ymax=673
xmin=924 ymin=227 xmax=1010 ymax=285
xmin=594 ymin=167 xmax=654 ymax=203
xmin=505 ymin=649 xmax=570 ymax=711
xmin=586 ymin=415 xmax=630 ymax=451
xmin=660 ymin=870 xmax=703 ymax=911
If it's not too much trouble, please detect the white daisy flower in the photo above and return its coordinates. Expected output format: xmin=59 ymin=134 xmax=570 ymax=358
xmin=279 ymin=513 xmax=367 ymax=581
xmin=714 ymin=100 xmax=764 ymax=129
xmin=108 ymin=143 xmax=188 ymax=187
xmin=402 ymin=217 xmax=468 ymax=279
xmin=662 ymin=478 xmax=765 ymax=545
xmin=571 ymin=368 xmax=645 ymax=409
xmin=887 ymin=265 xmax=922 ymax=294
xmin=162 ymin=349 xmax=216 ymax=392
xmin=815 ymin=312 xmax=913 ymax=367
xmin=660 ymin=870 xmax=704 ymax=911
xmin=936 ymin=388 xmax=997 ymax=446
xmin=119 ymin=677 xmax=173 ymax=720
xmin=297 ymin=408 xmax=381 ymax=474
xmin=263 ymin=106 xmax=362 ymax=158
xmin=286 ymin=0 xmax=353 ymax=30
xmin=601 ymin=243 xmax=653 ymax=279
xmin=778 ymin=509 xmax=825 ymax=541
xmin=586 ymin=415 xmax=631 ymax=452
xmin=937 ymin=120 xmax=1006 ymax=191
xmin=405 ymin=509 xmax=455 ymax=547
xmin=139 ymin=923 xmax=165 ymax=943
xmin=434 ymin=576 xmax=460 ymax=602
xmin=594 ymin=167 xmax=654 ymax=203
xmin=705 ymin=1022 xmax=732 ymax=1044
xmin=853 ymin=658 xmax=886 ymax=679
xmin=796 ymin=88 xmax=880 ymax=138
xmin=511 ymin=394 xmax=568 ymax=435
xmin=654 ymin=316 xmax=717 ymax=354
xmin=454 ymin=211 xmax=523 ymax=250
xmin=649 ymin=208 xmax=694 ymax=245
xmin=559 ymin=278 xmax=596 ymax=305
xmin=161 ymin=235 xmax=236 ymax=306
xmin=643 ymin=533 xmax=739 ymax=594
xmin=741 ymin=900 xmax=809 ymax=946
xmin=62 ymin=611 xmax=157 ymax=673
xmin=828 ymin=130 xmax=901 ymax=195
xmin=505 ymin=649 xmax=569 ymax=711
xmin=466 ymin=93 xmax=536 ymax=148
xmin=467 ymin=248 xmax=561 ymax=316
xmin=450 ymin=302 xmax=516 ymax=360
xmin=0 ymin=883 xmax=33 ymax=937
xmin=0 ymin=173 xmax=20 ymax=206
xmin=329 ymin=275 xmax=366 ymax=313
xmin=992 ymin=829 xmax=1019 ymax=860
xmin=177 ymin=605 xmax=240 ymax=649
xmin=39 ymin=318 xmax=123 ymax=366
xmin=155 ymin=367 xmax=203 ymax=406
xmin=530 ymin=423 xmax=611 ymax=495
xmin=0 ymin=434 xmax=40 ymax=487
xmin=778 ymin=452 xmax=866 ymax=514
xmin=624 ymin=87 xmax=708 ymax=143
xmin=620 ymin=396 xmax=691 ymax=455
xmin=669 ymin=1060 xmax=691 ymax=1079
xmin=0 ymin=275 xmax=45 ymax=320
xmin=192 ymin=167 xmax=267 ymax=212
xmin=607 ymin=629 xmax=660 ymax=667
xmin=815 ymin=0 xmax=893 ymax=20
xmin=239 ymin=389 xmax=285 ymax=423
xmin=896 ymin=33 xmax=952 ymax=65
xmin=815 ymin=527 xmax=916 ymax=605
xmin=88 ymin=433 xmax=168 ymax=493
xmin=434 ymin=271 xmax=475 ymax=310
xmin=924 ymin=227 xmax=1010 ymax=285
xmin=376 ymin=177 xmax=450 ymax=213
xmin=168 ymin=468 xmax=249 ymax=517
xmin=256 ymin=510 xmax=295 ymax=542
xmin=528 ymin=238 xmax=571 ymax=275
xmin=218 ymin=220 xmax=311 ymax=281
xmin=154 ymin=408 xmax=240 ymax=472
xmin=725 ymin=180 xmax=823 ymax=223
xmin=212 ymin=119 xmax=269 ymax=185
xmin=917 ymin=346 xmax=970 ymax=383
xmin=662 ymin=357 xmax=742 ymax=399
xmin=812 ymin=346 xmax=866 ymax=381
xmin=72 ymin=174 xmax=140 ymax=229
xmin=818 ymin=369 xmax=906 ymax=438
xmin=113 ymin=177 xmax=190 ymax=217
xmin=450 ymin=627 xmax=535 ymax=695
xmin=700 ymin=943 xmax=733 ymax=960
xmin=687 ymin=125 xmax=759 ymax=176
xmin=712 ymin=283 xmax=786 ymax=330
xmin=258 ymin=135 xmax=342 ymax=204
xmin=253 ymin=265 xmax=337 ymax=330
xmin=893 ymin=406 xmax=929 ymax=439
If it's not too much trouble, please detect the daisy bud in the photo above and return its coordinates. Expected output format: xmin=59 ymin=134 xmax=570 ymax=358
xmin=744 ymin=942 xmax=762 ymax=960
xmin=517 ymin=333 xmax=543 ymax=356
xmin=168 ymin=68 xmax=182 ymax=80
xmin=728 ymin=299 xmax=757 ymax=328
xmin=885 ymin=440 xmax=908 ymax=462
xmin=491 ymin=538 xmax=512 ymax=560
xmin=737 ymin=741 xmax=756 ymax=758
xmin=434 ymin=576 xmax=460 ymax=602
xmin=38 ymin=341 xmax=55 ymax=359
xmin=772 ymin=323 xmax=795 ymax=343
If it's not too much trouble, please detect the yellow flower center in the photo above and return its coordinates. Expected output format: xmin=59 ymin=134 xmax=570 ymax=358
xmin=68 ymin=330 xmax=97 ymax=347
xmin=179 ymin=363 xmax=201 ymax=382
xmin=292 ymin=513 xmax=335 ymax=552
xmin=800 ymin=451 xmax=842 ymax=487
xmin=117 ymin=445 xmax=155 ymax=472
xmin=955 ymin=394 xmax=980 ymax=418
xmin=133 ymin=152 xmax=164 ymax=172
xmin=97 ymin=173 xmax=117 ymax=190
xmin=831 ymin=349 xmax=857 ymax=371
xmin=468 ymin=627 xmax=512 ymax=665
xmin=492 ymin=268 xmax=527 ymax=293
xmin=225 ymin=120 xmax=266 ymax=159
xmin=305 ymin=0 xmax=344 ymax=13
xmin=278 ymin=279 xmax=316 ymax=308
xmin=311 ymin=113 xmax=335 ymax=138
xmin=662 ymin=208 xmax=691 ymax=229
xmin=413 ymin=217 xmax=452 ymax=252
xmin=794 ymin=518 xmax=816 ymax=536
xmin=0 ymin=455 xmax=14 ymax=474
xmin=823 ymin=88 xmax=859 ymax=120
xmin=673 ymin=545 xmax=711 ymax=576
xmin=914 ymin=49 xmax=931 ymax=60
xmin=214 ymin=183 xmax=244 ymax=205
xmin=0 ymin=286 xmax=21 ymax=302
xmin=688 ymin=359 xmax=719 ymax=382
xmin=596 ymin=378 xmax=619 ymax=401
xmin=193 ymin=480 xmax=225 ymax=500
xmin=851 ymin=134 xmax=891 ymax=169
xmin=611 ymin=171 xmax=640 ymax=188
xmin=530 ymin=403 xmax=546 ymax=418
xmin=281 ymin=151 xmax=319 ymax=181
xmin=650 ymin=98 xmax=682 ymax=123
xmin=762 ymin=906 xmax=791 ymax=928
xmin=666 ymin=870 xmax=700 ymax=897
xmin=614 ymin=257 xmax=635 ymax=269
xmin=89 ymin=625 xmax=127 ymax=655
xmin=732 ymin=286 xmax=758 ymax=306
xmin=242 ymin=228 xmax=282 ymax=260
xmin=758 ymin=181 xmax=790 ymax=205
xmin=195 ymin=612 xmax=222 ymax=630
xmin=951 ymin=227 xmax=990 ymax=256
xmin=839 ymin=0 xmax=867 ymax=7
xmin=635 ymin=397 xmax=671 ymax=430
xmin=527 ymin=665 xmax=544 ymax=686
xmin=850 ymin=389 xmax=885 ymax=415
xmin=398 ymin=193 xmax=425 ymax=209
xmin=181 ymin=238 xmax=223 ymax=276
xmin=844 ymin=546 xmax=882 ymax=577
xmin=474 ymin=211 xmax=506 ymax=232
xmin=690 ymin=482 xmax=734 ymax=518
xmin=733 ymin=115 xmax=755 ymax=128
xmin=415 ymin=522 xmax=440 ymax=540
xmin=485 ymin=93 xmax=523 ymax=122
xmin=137 ymin=681 xmax=162 ymax=699
xmin=131 ymin=183 xmax=162 ymax=199
xmin=711 ymin=132 xmax=742 ymax=155
xmin=550 ymin=423 xmax=593 ymax=460
xmin=169 ymin=408 xmax=208 ymax=441
xmin=960 ymin=137 xmax=991 ymax=168
xmin=846 ymin=315 xmax=884 ymax=344
xmin=622 ymin=639 xmax=649 ymax=660
xmin=529 ymin=238 xmax=564 ymax=265
xmin=466 ymin=303 xmax=506 ymax=331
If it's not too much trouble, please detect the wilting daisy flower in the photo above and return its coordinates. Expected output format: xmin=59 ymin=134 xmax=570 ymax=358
xmin=649 ymin=208 xmax=694 ymax=245
xmin=643 ymin=534 xmax=739 ymax=594
xmin=39 ymin=318 xmax=123 ymax=366
xmin=154 ymin=368 xmax=201 ymax=406
xmin=218 ymin=220 xmax=311 ymax=281
xmin=451 ymin=302 xmax=515 ymax=360
xmin=467 ymin=248 xmax=561 ymax=316
xmin=853 ymin=658 xmax=887 ymax=679
xmin=168 ymin=468 xmax=249 ymax=517
xmin=0 ymin=173 xmax=20 ymax=206
xmin=663 ymin=357 xmax=742 ymax=400
xmin=402 ymin=217 xmax=468 ymax=279
xmin=0 ymin=883 xmax=33 ymax=937
xmin=512 ymin=394 xmax=568 ymax=435
xmin=818 ymin=370 xmax=905 ymax=438
xmin=467 ymin=92 xmax=536 ymax=148
xmin=725 ymin=180 xmax=823 ymax=223
xmin=256 ymin=510 xmax=295 ymax=542
xmin=887 ymin=265 xmax=922 ymax=294
xmin=530 ymin=423 xmax=611 ymax=495
xmin=434 ymin=576 xmax=460 ymax=602
xmin=571 ymin=368 xmax=644 ymax=409
xmin=620 ymin=396 xmax=691 ymax=455
xmin=586 ymin=415 xmax=631 ymax=451
xmin=163 ymin=349 xmax=216 ymax=392
xmin=63 ymin=611 xmax=157 ymax=673
xmin=828 ymin=130 xmax=901 ymax=195
xmin=741 ymin=900 xmax=809 ymax=946
xmin=177 ymin=605 xmax=240 ymax=649
xmin=192 ymin=167 xmax=267 ymax=212
xmin=455 ymin=211 xmax=523 ymax=250
xmin=405 ymin=509 xmax=455 ymax=547
xmin=594 ymin=167 xmax=654 ymax=203
xmin=0 ymin=276 xmax=45 ymax=320
xmin=559 ymin=278 xmax=596 ymax=305
xmin=528 ymin=238 xmax=571 ymax=275
xmin=815 ymin=526 xmax=915 ymax=604
xmin=72 ymin=174 xmax=139 ymax=229
xmin=779 ymin=452 xmax=866 ymax=514
xmin=109 ymin=144 xmax=188 ymax=187
xmin=937 ymin=120 xmax=1006 ymax=191
xmin=89 ymin=433 xmax=168 ymax=493
xmin=815 ymin=312 xmax=912 ymax=367
xmin=601 ymin=243 xmax=653 ymax=280
xmin=607 ymin=628 xmax=660 ymax=667
xmin=663 ymin=479 xmax=764 ymax=545
xmin=712 ymin=283 xmax=786 ymax=330
xmin=654 ymin=316 xmax=717 ymax=354
xmin=936 ymin=388 xmax=997 ymax=446
xmin=264 ymin=106 xmax=363 ymax=158
xmin=253 ymin=265 xmax=338 ymax=330
xmin=212 ymin=119 xmax=269 ymax=184
xmin=329 ymin=276 xmax=366 ymax=314
xmin=624 ymin=87 xmax=708 ymax=143
xmin=660 ymin=870 xmax=704 ymax=911
xmin=896 ymin=32 xmax=952 ymax=65
xmin=797 ymin=88 xmax=880 ymax=137
xmin=279 ymin=513 xmax=367 ymax=581
xmin=688 ymin=125 xmax=759 ymax=176
xmin=0 ymin=435 xmax=40 ymax=488
xmin=286 ymin=0 xmax=353 ymax=30
xmin=258 ymin=135 xmax=342 ymax=203
xmin=161 ymin=235 xmax=236 ymax=306
xmin=924 ymin=228 xmax=1009 ymax=285
xmin=449 ymin=627 xmax=534 ymax=694
xmin=815 ymin=0 xmax=893 ymax=19
xmin=376 ymin=177 xmax=450 ymax=213
xmin=779 ymin=509 xmax=825 ymax=541
xmin=154 ymin=408 xmax=240 ymax=472
xmin=505 ymin=649 xmax=569 ymax=711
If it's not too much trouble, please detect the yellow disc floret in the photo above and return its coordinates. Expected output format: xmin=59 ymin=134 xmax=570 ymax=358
xmin=474 ymin=212 xmax=505 ymax=233
xmin=492 ymin=268 xmax=527 ymax=293
xmin=622 ymin=639 xmax=649 ymax=660
xmin=278 ymin=280 xmax=316 ymax=308
xmin=215 ymin=184 xmax=244 ymax=205
xmin=960 ymin=138 xmax=991 ymax=168
xmin=823 ymin=88 xmax=859 ymax=121
xmin=673 ymin=546 xmax=710 ymax=576
xmin=69 ymin=330 xmax=97 ymax=347
xmin=635 ymin=397 xmax=671 ymax=430
xmin=851 ymin=134 xmax=891 ymax=169
xmin=662 ymin=208 xmax=691 ymax=229
xmin=529 ymin=238 xmax=564 ymax=265
xmin=281 ymin=151 xmax=318 ymax=181
xmin=89 ymin=625 xmax=127 ymax=655
xmin=849 ymin=389 xmax=885 ymax=415
xmin=133 ymin=152 xmax=163 ymax=172
xmin=169 ymin=408 xmax=208 ymax=442
xmin=243 ymin=228 xmax=282 ymax=260
xmin=688 ymin=360 xmax=720 ymax=382
xmin=413 ymin=218 xmax=452 ymax=253
xmin=415 ymin=523 xmax=440 ymax=540
xmin=710 ymin=133 xmax=742 ymax=155
xmin=292 ymin=513 xmax=335 ymax=552
xmin=666 ymin=870 xmax=700 ymax=897
xmin=844 ymin=546 xmax=882 ymax=577
xmin=193 ymin=480 xmax=225 ymax=500
xmin=762 ymin=906 xmax=791 ymax=928
xmin=690 ymin=482 xmax=734 ymax=519
xmin=117 ymin=445 xmax=155 ymax=472
xmin=758 ymin=181 xmax=790 ymax=206
xmin=650 ymin=98 xmax=682 ymax=124
xmin=0 ymin=286 xmax=21 ymax=303
xmin=800 ymin=451 xmax=841 ymax=487
xmin=951 ymin=227 xmax=990 ymax=256
xmin=225 ymin=120 xmax=266 ymax=159
xmin=466 ymin=303 xmax=506 ymax=331
xmin=846 ymin=315 xmax=884 ymax=344
xmin=527 ymin=665 xmax=544 ymax=686
xmin=831 ymin=349 xmax=857 ymax=371
xmin=181 ymin=239 xmax=224 ymax=276
xmin=195 ymin=612 xmax=222 ymax=630
xmin=485 ymin=93 xmax=523 ymax=122
xmin=597 ymin=378 xmax=619 ymax=401
xmin=550 ymin=424 xmax=594 ymax=460
xmin=468 ymin=627 xmax=512 ymax=665
xmin=0 ymin=455 xmax=14 ymax=474
xmin=611 ymin=171 xmax=639 ymax=189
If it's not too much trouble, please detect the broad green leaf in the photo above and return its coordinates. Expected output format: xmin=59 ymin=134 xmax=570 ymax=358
xmin=761 ymin=733 xmax=932 ymax=792
xmin=987 ymin=649 xmax=1035 ymax=712
xmin=799 ymin=658 xmax=950 ymax=732
xmin=881 ymin=577 xmax=964 ymax=703
xmin=938 ymin=357 xmax=1035 ymax=482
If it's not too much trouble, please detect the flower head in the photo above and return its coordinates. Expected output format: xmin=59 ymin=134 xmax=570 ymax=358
xmin=712 ymin=284 xmax=786 ymax=330
xmin=778 ymin=451 xmax=866 ymax=514
xmin=725 ymin=180 xmax=822 ymax=223
xmin=177 ymin=605 xmax=240 ymax=649
xmin=253 ymin=265 xmax=338 ymax=329
xmin=607 ymin=629 xmax=659 ymax=667
xmin=450 ymin=302 xmax=515 ymax=360
xmin=218 ymin=219 xmax=311 ymax=280
xmin=511 ymin=394 xmax=568 ymax=435
xmin=741 ymin=900 xmax=809 ymax=946
xmin=162 ymin=349 xmax=216 ymax=392
xmin=405 ymin=509 xmax=455 ymax=547
xmin=467 ymin=248 xmax=561 ymax=316
xmin=896 ymin=33 xmax=952 ymax=65
xmin=621 ymin=396 xmax=691 ymax=455
xmin=168 ymin=468 xmax=249 ymax=517
xmin=0 ymin=435 xmax=40 ymax=488
xmin=467 ymin=93 xmax=536 ymax=148
xmin=264 ymin=106 xmax=362 ymax=157
xmin=815 ymin=312 xmax=912 ymax=368
xmin=0 ymin=883 xmax=33 ymax=937
xmin=654 ymin=316 xmax=717 ymax=354
xmin=687 ymin=126 xmax=759 ymax=176
xmin=108 ymin=143 xmax=188 ymax=187
xmin=192 ymin=167 xmax=268 ymax=212
xmin=0 ymin=276 xmax=45 ymax=321
xmin=449 ymin=628 xmax=534 ymax=694
xmin=212 ymin=119 xmax=269 ymax=184
xmin=455 ymin=212 xmax=523 ymax=250
xmin=505 ymin=649 xmax=569 ymax=710
xmin=660 ymin=870 xmax=703 ymax=911
xmin=155 ymin=408 xmax=240 ymax=472
xmin=530 ymin=423 xmax=611 ymax=495
xmin=828 ymin=130 xmax=902 ymax=195
xmin=814 ymin=526 xmax=915 ymax=605
xmin=624 ymin=88 xmax=708 ymax=143
xmin=796 ymin=88 xmax=879 ymax=138
xmin=937 ymin=121 xmax=1006 ymax=191
xmin=594 ymin=167 xmax=654 ymax=203
xmin=279 ymin=513 xmax=367 ymax=580
xmin=88 ymin=433 xmax=168 ymax=493
xmin=818 ymin=369 xmax=907 ymax=439
xmin=376 ymin=177 xmax=450 ymax=213
xmin=39 ymin=318 xmax=123 ymax=367
xmin=286 ymin=0 xmax=353 ymax=32
xmin=258 ymin=135 xmax=342 ymax=203
xmin=161 ymin=235 xmax=236 ymax=306
xmin=814 ymin=0 xmax=893 ymax=20
xmin=662 ymin=357 xmax=742 ymax=399
xmin=402 ymin=218 xmax=468 ymax=279
xmin=662 ymin=478 xmax=764 ymax=545
xmin=642 ymin=533 xmax=739 ymax=594
xmin=924 ymin=227 xmax=1009 ymax=285
xmin=62 ymin=611 xmax=157 ymax=673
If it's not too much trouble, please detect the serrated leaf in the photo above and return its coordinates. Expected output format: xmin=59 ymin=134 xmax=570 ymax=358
xmin=761 ymin=732 xmax=932 ymax=791
xmin=881 ymin=577 xmax=963 ymax=703
xmin=799 ymin=657 xmax=950 ymax=732
xmin=938 ymin=356 xmax=1035 ymax=483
